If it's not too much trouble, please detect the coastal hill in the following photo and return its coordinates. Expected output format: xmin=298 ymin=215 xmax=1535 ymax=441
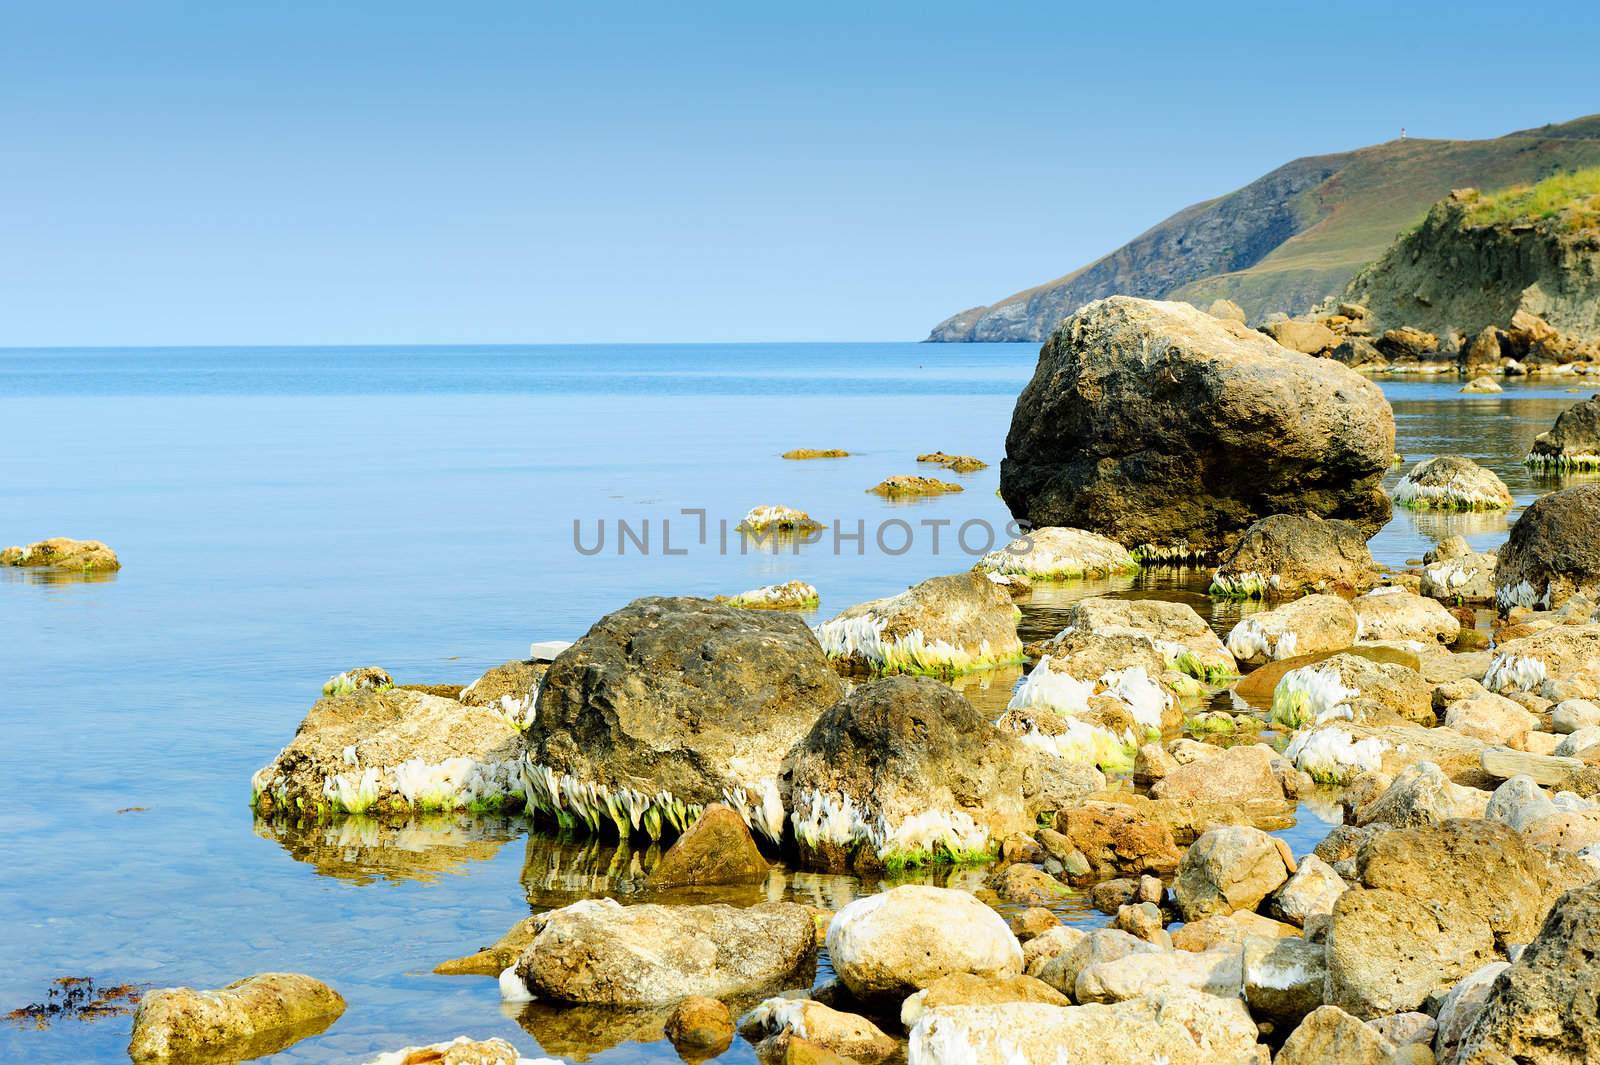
xmin=1344 ymin=167 xmax=1600 ymax=343
xmin=927 ymin=114 xmax=1600 ymax=342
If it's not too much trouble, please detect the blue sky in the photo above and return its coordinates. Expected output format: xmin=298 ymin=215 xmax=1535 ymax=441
xmin=3 ymin=2 xmax=1597 ymax=346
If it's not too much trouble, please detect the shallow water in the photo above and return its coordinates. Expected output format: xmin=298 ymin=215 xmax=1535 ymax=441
xmin=1 ymin=344 xmax=1594 ymax=1062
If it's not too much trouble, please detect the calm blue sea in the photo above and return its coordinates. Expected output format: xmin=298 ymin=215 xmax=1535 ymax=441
xmin=0 ymin=342 xmax=1592 ymax=1062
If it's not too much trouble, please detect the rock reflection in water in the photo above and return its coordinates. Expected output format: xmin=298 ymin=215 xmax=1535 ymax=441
xmin=253 ymin=812 xmax=525 ymax=884
xmin=0 ymin=566 xmax=118 ymax=587
xmin=507 ymin=1000 xmax=674 ymax=1062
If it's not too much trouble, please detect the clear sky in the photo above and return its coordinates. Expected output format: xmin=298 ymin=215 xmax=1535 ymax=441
xmin=4 ymin=1 xmax=1598 ymax=346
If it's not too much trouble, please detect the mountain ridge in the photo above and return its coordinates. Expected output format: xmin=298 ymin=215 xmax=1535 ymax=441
xmin=928 ymin=115 xmax=1600 ymax=342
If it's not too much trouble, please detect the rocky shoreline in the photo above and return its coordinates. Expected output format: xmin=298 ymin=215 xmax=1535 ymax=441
xmin=125 ymin=296 xmax=1600 ymax=1064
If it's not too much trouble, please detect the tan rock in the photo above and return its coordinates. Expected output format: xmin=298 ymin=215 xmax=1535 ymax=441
xmin=646 ymin=804 xmax=769 ymax=888
xmin=128 ymin=973 xmax=344 ymax=1063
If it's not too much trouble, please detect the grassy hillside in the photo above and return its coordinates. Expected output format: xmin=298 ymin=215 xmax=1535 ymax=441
xmin=931 ymin=115 xmax=1600 ymax=341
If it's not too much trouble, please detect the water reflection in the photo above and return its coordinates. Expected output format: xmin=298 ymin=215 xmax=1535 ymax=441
xmin=252 ymin=813 xmax=526 ymax=884
xmin=0 ymin=567 xmax=118 ymax=587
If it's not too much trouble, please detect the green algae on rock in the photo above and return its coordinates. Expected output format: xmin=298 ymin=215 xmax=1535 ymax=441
xmin=715 ymin=579 xmax=820 ymax=610
xmin=781 ymin=448 xmax=849 ymax=459
xmin=975 ymin=527 xmax=1138 ymax=581
xmin=0 ymin=537 xmax=120 ymax=572
xmin=813 ymin=572 xmax=1023 ymax=677
xmin=736 ymin=504 xmax=824 ymax=534
xmin=867 ymin=474 xmax=963 ymax=497
xmin=917 ymin=451 xmax=988 ymax=473
xmin=1394 ymin=455 xmax=1513 ymax=511
xmin=526 ymin=596 xmax=843 ymax=844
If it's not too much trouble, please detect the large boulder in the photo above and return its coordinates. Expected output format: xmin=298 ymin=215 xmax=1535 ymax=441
xmin=1326 ymin=816 xmax=1591 ymax=1019
xmin=513 ymin=898 xmax=816 ymax=1005
xmin=525 ymin=596 xmax=845 ymax=843
xmin=1053 ymin=596 xmax=1236 ymax=681
xmin=813 ymin=572 xmax=1023 ymax=675
xmin=974 ymin=527 xmax=1139 ymax=580
xmin=250 ymin=689 xmax=525 ymax=818
xmin=1526 ymin=394 xmax=1600 ymax=469
xmin=128 ymin=973 xmax=344 ymax=1063
xmin=907 ymin=990 xmax=1263 ymax=1065
xmin=1000 ymin=297 xmax=1394 ymax=560
xmin=1173 ymin=825 xmax=1291 ymax=921
xmin=1226 ymin=594 xmax=1359 ymax=667
xmin=782 ymin=677 xmax=1033 ymax=870
xmin=1394 ymin=455 xmax=1514 ymax=511
xmin=1352 ymin=588 xmax=1462 ymax=645
xmin=1494 ymin=484 xmax=1600 ymax=611
xmin=1453 ymin=880 xmax=1600 ymax=1065
xmin=826 ymin=885 xmax=1021 ymax=1003
xmin=1209 ymin=514 xmax=1380 ymax=599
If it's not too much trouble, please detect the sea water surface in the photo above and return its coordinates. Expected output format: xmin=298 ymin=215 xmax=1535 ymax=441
xmin=1 ymin=343 xmax=1595 ymax=1062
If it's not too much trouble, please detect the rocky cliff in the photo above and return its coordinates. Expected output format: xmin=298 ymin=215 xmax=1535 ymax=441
xmin=929 ymin=115 xmax=1600 ymax=342
xmin=1342 ymin=175 xmax=1600 ymax=343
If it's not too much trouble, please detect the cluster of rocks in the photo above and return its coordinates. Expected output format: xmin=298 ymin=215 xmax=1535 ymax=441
xmin=1259 ymin=297 xmax=1600 ymax=381
xmin=227 ymin=290 xmax=1600 ymax=1063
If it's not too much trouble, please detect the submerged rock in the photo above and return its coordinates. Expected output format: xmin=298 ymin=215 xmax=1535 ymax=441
xmin=1526 ymin=394 xmax=1600 ymax=470
xmin=250 ymin=689 xmax=525 ymax=818
xmin=867 ymin=475 xmax=963 ymax=497
xmin=0 ymin=536 xmax=119 ymax=571
xmin=1460 ymin=375 xmax=1503 ymax=394
xmin=1225 ymin=594 xmax=1359 ymax=666
xmin=526 ymin=596 xmax=844 ymax=843
xmin=814 ymin=572 xmax=1023 ymax=676
xmin=1494 ymin=484 xmax=1600 ymax=611
xmin=363 ymin=1037 xmax=550 ymax=1065
xmin=1394 ymin=455 xmax=1513 ymax=511
xmin=782 ymin=448 xmax=849 ymax=460
xmin=826 ymin=885 xmax=1021 ymax=1003
xmin=715 ymin=579 xmax=820 ymax=610
xmin=738 ymin=505 xmax=824 ymax=534
xmin=1209 ymin=514 xmax=1380 ymax=599
xmin=1000 ymin=297 xmax=1394 ymax=559
xmin=514 ymin=898 xmax=816 ymax=1005
xmin=665 ymin=997 xmax=735 ymax=1058
xmin=128 ymin=973 xmax=344 ymax=1063
xmin=918 ymin=451 xmax=988 ymax=473
xmin=782 ymin=677 xmax=1032 ymax=870
xmin=974 ymin=527 xmax=1139 ymax=581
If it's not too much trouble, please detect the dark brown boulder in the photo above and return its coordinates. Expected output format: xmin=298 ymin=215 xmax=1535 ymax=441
xmin=1001 ymin=297 xmax=1394 ymax=559
xmin=646 ymin=804 xmax=769 ymax=888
